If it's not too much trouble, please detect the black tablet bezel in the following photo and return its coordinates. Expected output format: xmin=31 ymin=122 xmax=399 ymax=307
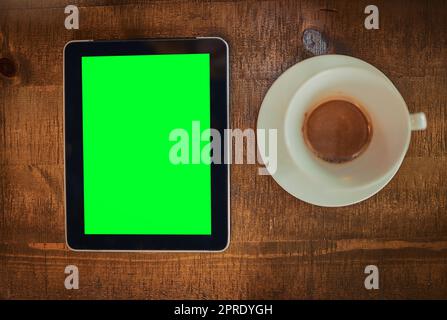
xmin=64 ymin=38 xmax=229 ymax=251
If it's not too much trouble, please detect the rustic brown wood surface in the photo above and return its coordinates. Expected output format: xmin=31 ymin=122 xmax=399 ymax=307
xmin=1 ymin=0 xmax=446 ymax=299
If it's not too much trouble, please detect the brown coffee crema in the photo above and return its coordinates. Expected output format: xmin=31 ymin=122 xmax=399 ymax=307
xmin=302 ymin=99 xmax=373 ymax=163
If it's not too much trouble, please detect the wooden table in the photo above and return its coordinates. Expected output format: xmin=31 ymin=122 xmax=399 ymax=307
xmin=1 ymin=0 xmax=446 ymax=299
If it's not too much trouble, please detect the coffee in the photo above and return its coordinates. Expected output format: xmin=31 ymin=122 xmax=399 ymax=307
xmin=302 ymin=99 xmax=372 ymax=163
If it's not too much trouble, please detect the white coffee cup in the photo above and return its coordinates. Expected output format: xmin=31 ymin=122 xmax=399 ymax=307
xmin=283 ymin=66 xmax=427 ymax=190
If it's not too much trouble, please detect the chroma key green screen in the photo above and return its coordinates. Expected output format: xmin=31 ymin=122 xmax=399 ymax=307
xmin=81 ymin=53 xmax=211 ymax=234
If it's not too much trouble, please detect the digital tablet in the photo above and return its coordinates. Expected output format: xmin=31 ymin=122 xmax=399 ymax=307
xmin=64 ymin=38 xmax=229 ymax=251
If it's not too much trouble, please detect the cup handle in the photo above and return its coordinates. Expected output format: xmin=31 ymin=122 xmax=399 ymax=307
xmin=410 ymin=112 xmax=427 ymax=131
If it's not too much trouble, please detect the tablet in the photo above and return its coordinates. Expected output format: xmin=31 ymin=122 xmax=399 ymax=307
xmin=64 ymin=38 xmax=229 ymax=251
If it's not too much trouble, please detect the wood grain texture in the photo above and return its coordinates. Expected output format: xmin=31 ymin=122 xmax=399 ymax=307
xmin=1 ymin=0 xmax=447 ymax=299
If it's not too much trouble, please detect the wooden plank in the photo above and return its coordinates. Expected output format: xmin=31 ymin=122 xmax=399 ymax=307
xmin=1 ymin=0 xmax=447 ymax=299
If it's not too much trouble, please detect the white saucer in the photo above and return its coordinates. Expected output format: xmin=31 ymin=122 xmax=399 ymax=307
xmin=257 ymin=55 xmax=403 ymax=207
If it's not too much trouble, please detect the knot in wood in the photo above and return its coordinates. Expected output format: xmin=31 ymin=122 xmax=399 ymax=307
xmin=0 ymin=57 xmax=17 ymax=78
xmin=302 ymin=29 xmax=328 ymax=56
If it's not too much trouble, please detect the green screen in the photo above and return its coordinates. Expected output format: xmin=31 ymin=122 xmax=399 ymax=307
xmin=81 ymin=54 xmax=211 ymax=234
